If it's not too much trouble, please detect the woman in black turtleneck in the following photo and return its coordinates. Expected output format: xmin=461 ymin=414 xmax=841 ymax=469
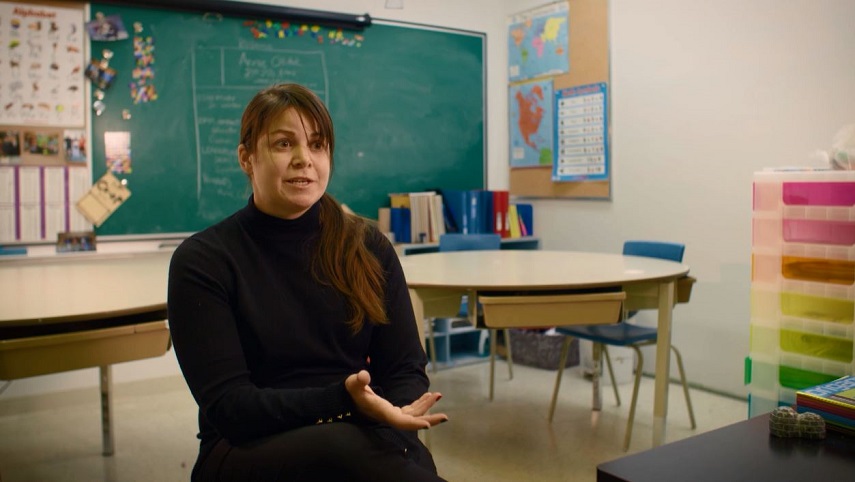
xmin=167 ymin=83 xmax=447 ymax=481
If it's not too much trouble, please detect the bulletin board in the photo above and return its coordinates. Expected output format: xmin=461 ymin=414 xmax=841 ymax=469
xmin=0 ymin=0 xmax=93 ymax=243
xmin=508 ymin=0 xmax=611 ymax=200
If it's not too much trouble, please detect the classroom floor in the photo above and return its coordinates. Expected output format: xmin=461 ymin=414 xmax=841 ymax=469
xmin=0 ymin=361 xmax=747 ymax=482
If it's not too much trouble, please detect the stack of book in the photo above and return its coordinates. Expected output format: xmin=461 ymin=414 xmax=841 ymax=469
xmin=387 ymin=191 xmax=446 ymax=244
xmin=444 ymin=189 xmax=532 ymax=239
xmin=796 ymin=375 xmax=855 ymax=435
xmin=379 ymin=189 xmax=534 ymax=245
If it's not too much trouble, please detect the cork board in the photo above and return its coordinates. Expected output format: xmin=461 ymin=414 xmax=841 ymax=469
xmin=509 ymin=0 xmax=610 ymax=200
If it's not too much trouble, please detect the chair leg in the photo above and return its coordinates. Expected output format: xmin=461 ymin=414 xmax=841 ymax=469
xmin=503 ymin=329 xmax=514 ymax=380
xmin=623 ymin=346 xmax=644 ymax=452
xmin=427 ymin=318 xmax=438 ymax=373
xmin=489 ymin=329 xmax=497 ymax=401
xmin=602 ymin=346 xmax=622 ymax=407
xmin=548 ymin=336 xmax=573 ymax=422
xmin=591 ymin=342 xmax=602 ymax=411
xmin=671 ymin=345 xmax=697 ymax=429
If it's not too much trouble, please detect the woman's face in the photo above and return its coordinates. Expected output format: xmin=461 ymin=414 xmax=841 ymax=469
xmin=239 ymin=108 xmax=330 ymax=219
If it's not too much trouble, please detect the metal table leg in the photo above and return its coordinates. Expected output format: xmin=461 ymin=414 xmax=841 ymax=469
xmin=100 ymin=365 xmax=114 ymax=456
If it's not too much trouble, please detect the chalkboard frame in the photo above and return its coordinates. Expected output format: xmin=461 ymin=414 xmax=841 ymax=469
xmin=88 ymin=4 xmax=487 ymax=238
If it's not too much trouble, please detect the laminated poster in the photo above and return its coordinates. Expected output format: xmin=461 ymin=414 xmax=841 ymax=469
xmin=553 ymin=83 xmax=608 ymax=182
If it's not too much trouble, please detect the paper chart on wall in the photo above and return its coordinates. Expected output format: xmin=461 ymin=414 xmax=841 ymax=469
xmin=0 ymin=2 xmax=86 ymax=127
xmin=553 ymin=83 xmax=608 ymax=182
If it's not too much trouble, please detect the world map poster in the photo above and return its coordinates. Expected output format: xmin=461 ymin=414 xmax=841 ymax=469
xmin=507 ymin=2 xmax=569 ymax=83
xmin=509 ymin=79 xmax=553 ymax=168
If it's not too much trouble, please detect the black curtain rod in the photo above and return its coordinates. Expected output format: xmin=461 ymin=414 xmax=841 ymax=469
xmin=76 ymin=0 xmax=372 ymax=31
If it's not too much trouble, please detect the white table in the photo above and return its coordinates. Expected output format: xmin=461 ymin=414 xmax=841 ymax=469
xmin=0 ymin=251 xmax=173 ymax=455
xmin=400 ymin=250 xmax=690 ymax=447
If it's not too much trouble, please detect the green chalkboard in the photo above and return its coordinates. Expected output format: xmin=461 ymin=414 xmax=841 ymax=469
xmin=89 ymin=4 xmax=485 ymax=236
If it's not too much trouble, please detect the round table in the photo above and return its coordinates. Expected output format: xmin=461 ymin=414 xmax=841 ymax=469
xmin=400 ymin=250 xmax=690 ymax=447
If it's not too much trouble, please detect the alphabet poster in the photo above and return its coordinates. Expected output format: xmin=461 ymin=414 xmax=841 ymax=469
xmin=0 ymin=1 xmax=86 ymax=127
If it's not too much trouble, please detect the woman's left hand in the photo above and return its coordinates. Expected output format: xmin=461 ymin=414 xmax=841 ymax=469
xmin=345 ymin=370 xmax=448 ymax=431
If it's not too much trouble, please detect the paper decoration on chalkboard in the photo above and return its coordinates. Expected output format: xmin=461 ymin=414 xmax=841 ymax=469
xmin=86 ymin=13 xmax=129 ymax=41
xmin=85 ymin=50 xmax=117 ymax=90
xmin=104 ymin=131 xmax=132 ymax=174
xmin=244 ymin=20 xmax=364 ymax=47
xmin=130 ymin=23 xmax=158 ymax=104
xmin=92 ymin=88 xmax=106 ymax=116
xmin=75 ymin=172 xmax=131 ymax=227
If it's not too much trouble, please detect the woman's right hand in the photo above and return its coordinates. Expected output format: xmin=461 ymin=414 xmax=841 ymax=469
xmin=345 ymin=370 xmax=448 ymax=431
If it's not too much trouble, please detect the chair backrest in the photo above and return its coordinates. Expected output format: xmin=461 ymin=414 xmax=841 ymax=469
xmin=439 ymin=233 xmax=501 ymax=318
xmin=439 ymin=233 xmax=501 ymax=252
xmin=622 ymin=240 xmax=685 ymax=262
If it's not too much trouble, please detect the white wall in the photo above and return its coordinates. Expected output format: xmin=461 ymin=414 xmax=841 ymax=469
xmin=6 ymin=0 xmax=854 ymax=399
xmin=534 ymin=0 xmax=855 ymax=397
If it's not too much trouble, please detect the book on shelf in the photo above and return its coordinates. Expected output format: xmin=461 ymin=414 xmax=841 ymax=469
xmin=796 ymin=375 xmax=855 ymax=434
xmin=389 ymin=193 xmax=411 ymax=208
xmin=387 ymin=189 xmax=534 ymax=243
xmin=377 ymin=207 xmax=391 ymax=234
xmin=508 ymin=204 xmax=522 ymax=238
xmin=516 ymin=203 xmax=533 ymax=236
xmin=431 ymin=193 xmax=447 ymax=242
xmin=438 ymin=189 xmax=465 ymax=234
xmin=389 ymin=206 xmax=411 ymax=243
xmin=492 ymin=190 xmax=510 ymax=238
xmin=387 ymin=191 xmax=447 ymax=244
xmin=408 ymin=191 xmax=433 ymax=244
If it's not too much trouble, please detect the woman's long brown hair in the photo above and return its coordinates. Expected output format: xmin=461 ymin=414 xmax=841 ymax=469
xmin=239 ymin=83 xmax=388 ymax=333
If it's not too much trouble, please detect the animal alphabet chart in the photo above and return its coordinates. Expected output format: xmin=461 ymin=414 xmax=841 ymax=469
xmin=0 ymin=1 xmax=86 ymax=126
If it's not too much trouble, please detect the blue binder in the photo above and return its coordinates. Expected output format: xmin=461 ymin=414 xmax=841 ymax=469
xmin=390 ymin=207 xmax=411 ymax=243
xmin=516 ymin=203 xmax=534 ymax=236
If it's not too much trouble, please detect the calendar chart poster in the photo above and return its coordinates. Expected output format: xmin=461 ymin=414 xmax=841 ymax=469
xmin=553 ymin=83 xmax=608 ymax=182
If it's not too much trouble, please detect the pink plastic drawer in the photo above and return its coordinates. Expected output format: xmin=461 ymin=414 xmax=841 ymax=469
xmin=754 ymin=182 xmax=782 ymax=211
xmin=783 ymin=219 xmax=855 ymax=245
xmin=783 ymin=182 xmax=855 ymax=207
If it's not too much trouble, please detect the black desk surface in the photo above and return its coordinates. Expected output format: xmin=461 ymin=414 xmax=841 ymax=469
xmin=597 ymin=413 xmax=855 ymax=482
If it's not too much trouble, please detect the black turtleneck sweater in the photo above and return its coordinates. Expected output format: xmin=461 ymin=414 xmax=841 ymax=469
xmin=167 ymin=198 xmax=430 ymax=450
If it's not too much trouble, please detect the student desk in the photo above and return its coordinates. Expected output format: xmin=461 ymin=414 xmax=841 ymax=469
xmin=0 ymin=251 xmax=173 ymax=455
xmin=597 ymin=413 xmax=855 ymax=481
xmin=400 ymin=250 xmax=691 ymax=448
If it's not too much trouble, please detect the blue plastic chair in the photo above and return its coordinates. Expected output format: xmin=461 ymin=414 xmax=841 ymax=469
xmin=426 ymin=234 xmax=513 ymax=385
xmin=548 ymin=240 xmax=696 ymax=451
